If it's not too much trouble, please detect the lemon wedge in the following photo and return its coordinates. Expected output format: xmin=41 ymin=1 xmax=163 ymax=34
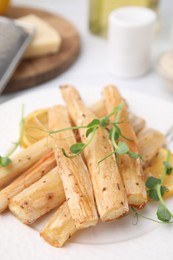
xmin=145 ymin=148 xmax=173 ymax=198
xmin=21 ymin=109 xmax=48 ymax=148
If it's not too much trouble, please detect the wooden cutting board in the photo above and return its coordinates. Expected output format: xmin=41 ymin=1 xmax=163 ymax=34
xmin=4 ymin=6 xmax=80 ymax=93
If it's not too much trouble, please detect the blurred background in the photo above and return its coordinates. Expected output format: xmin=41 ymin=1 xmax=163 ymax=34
xmin=0 ymin=0 xmax=173 ymax=103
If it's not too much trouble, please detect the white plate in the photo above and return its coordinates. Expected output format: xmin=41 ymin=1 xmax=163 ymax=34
xmin=0 ymin=86 xmax=173 ymax=260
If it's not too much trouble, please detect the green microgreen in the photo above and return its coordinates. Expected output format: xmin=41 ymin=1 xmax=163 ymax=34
xmin=145 ymin=150 xmax=173 ymax=223
xmin=0 ymin=156 xmax=12 ymax=167
xmin=91 ymin=102 xmax=141 ymax=165
xmin=128 ymin=151 xmax=142 ymax=160
xmin=116 ymin=141 xmax=129 ymax=155
xmin=157 ymin=204 xmax=171 ymax=222
xmin=99 ymin=102 xmax=141 ymax=163
xmin=86 ymin=127 xmax=94 ymax=137
xmin=59 ymin=103 xmax=128 ymax=159
xmin=109 ymin=126 xmax=121 ymax=141
xmin=70 ymin=143 xmax=85 ymax=154
xmin=0 ymin=104 xmax=25 ymax=167
xmin=1 ymin=100 xmax=142 ymax=170
xmin=99 ymin=116 xmax=109 ymax=127
xmin=131 ymin=207 xmax=173 ymax=224
xmin=146 ymin=176 xmax=161 ymax=189
xmin=163 ymin=161 xmax=173 ymax=175
xmin=62 ymin=128 xmax=97 ymax=158
xmin=87 ymin=119 xmax=100 ymax=128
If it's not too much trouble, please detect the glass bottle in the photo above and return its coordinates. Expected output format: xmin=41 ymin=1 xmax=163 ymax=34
xmin=89 ymin=0 xmax=159 ymax=37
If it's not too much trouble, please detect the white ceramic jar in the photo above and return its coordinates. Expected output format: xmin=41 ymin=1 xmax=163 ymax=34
xmin=107 ymin=7 xmax=156 ymax=78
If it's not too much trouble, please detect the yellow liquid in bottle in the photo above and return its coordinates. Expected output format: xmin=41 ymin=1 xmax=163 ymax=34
xmin=0 ymin=0 xmax=10 ymax=15
xmin=89 ymin=0 xmax=159 ymax=37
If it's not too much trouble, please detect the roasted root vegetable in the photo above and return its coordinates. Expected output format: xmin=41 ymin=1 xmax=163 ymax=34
xmin=60 ymin=85 xmax=129 ymax=221
xmin=102 ymin=85 xmax=147 ymax=209
xmin=91 ymin=99 xmax=146 ymax=134
xmin=138 ymin=128 xmax=165 ymax=167
xmin=40 ymin=202 xmax=77 ymax=247
xmin=48 ymin=105 xmax=98 ymax=229
xmin=0 ymin=137 xmax=51 ymax=189
xmin=9 ymin=166 xmax=65 ymax=224
xmin=128 ymin=112 xmax=146 ymax=134
xmin=1 ymin=84 xmax=170 ymax=248
xmin=0 ymin=151 xmax=56 ymax=213
xmin=91 ymin=99 xmax=107 ymax=118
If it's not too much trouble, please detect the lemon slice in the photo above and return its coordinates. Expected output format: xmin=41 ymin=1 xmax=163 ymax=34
xmin=145 ymin=148 xmax=173 ymax=198
xmin=21 ymin=109 xmax=49 ymax=148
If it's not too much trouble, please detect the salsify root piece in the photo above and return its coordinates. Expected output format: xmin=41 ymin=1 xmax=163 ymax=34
xmin=0 ymin=151 xmax=56 ymax=213
xmin=137 ymin=128 xmax=165 ymax=167
xmin=40 ymin=202 xmax=77 ymax=248
xmin=60 ymin=85 xmax=129 ymax=221
xmin=102 ymin=85 xmax=147 ymax=209
xmin=9 ymin=166 xmax=66 ymax=224
xmin=90 ymin=99 xmax=107 ymax=119
xmin=0 ymin=137 xmax=51 ymax=189
xmin=48 ymin=105 xmax=98 ymax=229
xmin=128 ymin=112 xmax=146 ymax=134
xmin=91 ymin=99 xmax=146 ymax=134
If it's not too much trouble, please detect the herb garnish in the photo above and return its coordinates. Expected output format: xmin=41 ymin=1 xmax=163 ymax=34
xmin=0 ymin=105 xmax=25 ymax=167
xmin=131 ymin=207 xmax=173 ymax=224
xmin=133 ymin=150 xmax=173 ymax=223
xmin=146 ymin=150 xmax=173 ymax=222
xmin=48 ymin=102 xmax=141 ymax=162
xmin=0 ymin=102 xmax=140 ymax=168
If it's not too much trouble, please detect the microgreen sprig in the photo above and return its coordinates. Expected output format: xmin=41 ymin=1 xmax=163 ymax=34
xmin=145 ymin=150 xmax=173 ymax=223
xmin=98 ymin=102 xmax=141 ymax=164
xmin=61 ymin=116 xmax=110 ymax=158
xmin=0 ymin=105 xmax=25 ymax=167
xmin=62 ymin=127 xmax=97 ymax=158
xmin=49 ymin=101 xmax=141 ymax=161
xmin=131 ymin=207 xmax=173 ymax=225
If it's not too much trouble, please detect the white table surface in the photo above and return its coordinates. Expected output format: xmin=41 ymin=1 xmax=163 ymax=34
xmin=0 ymin=0 xmax=173 ymax=104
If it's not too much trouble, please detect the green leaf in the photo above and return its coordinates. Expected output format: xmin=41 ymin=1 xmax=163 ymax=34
xmin=145 ymin=176 xmax=161 ymax=189
xmin=70 ymin=143 xmax=85 ymax=154
xmin=163 ymin=161 xmax=173 ymax=175
xmin=148 ymin=189 xmax=159 ymax=201
xmin=161 ymin=185 xmax=169 ymax=197
xmin=114 ymin=130 xmax=120 ymax=141
xmin=157 ymin=204 xmax=172 ymax=222
xmin=86 ymin=128 xmax=94 ymax=137
xmin=128 ymin=151 xmax=140 ymax=159
xmin=100 ymin=116 xmax=109 ymax=127
xmin=114 ymin=126 xmax=121 ymax=140
xmin=109 ymin=127 xmax=121 ymax=141
xmin=87 ymin=119 xmax=100 ymax=128
xmin=0 ymin=156 xmax=12 ymax=167
xmin=116 ymin=142 xmax=129 ymax=155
